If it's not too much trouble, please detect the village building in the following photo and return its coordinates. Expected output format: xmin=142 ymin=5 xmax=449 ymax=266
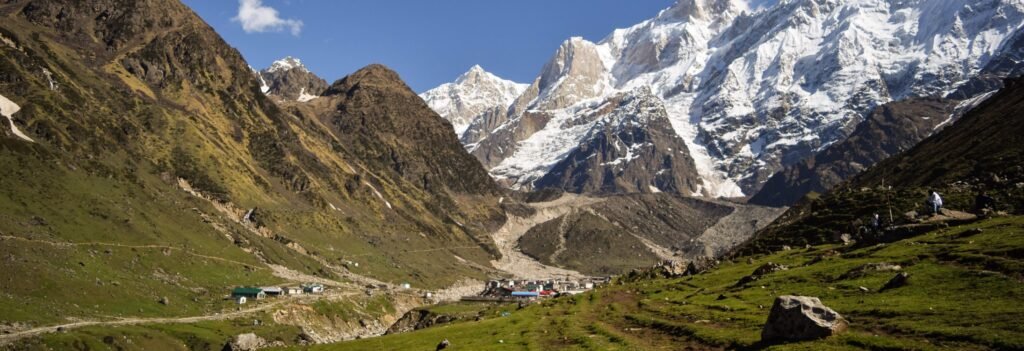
xmin=261 ymin=286 xmax=283 ymax=296
xmin=232 ymin=287 xmax=266 ymax=300
xmin=511 ymin=291 xmax=539 ymax=300
xmin=283 ymin=286 xmax=303 ymax=295
xmin=301 ymin=283 xmax=324 ymax=294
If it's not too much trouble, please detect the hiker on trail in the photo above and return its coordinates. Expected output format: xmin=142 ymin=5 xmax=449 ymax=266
xmin=974 ymin=191 xmax=995 ymax=215
xmin=927 ymin=191 xmax=943 ymax=215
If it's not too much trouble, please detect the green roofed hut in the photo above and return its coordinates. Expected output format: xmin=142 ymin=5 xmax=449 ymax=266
xmin=232 ymin=287 xmax=266 ymax=300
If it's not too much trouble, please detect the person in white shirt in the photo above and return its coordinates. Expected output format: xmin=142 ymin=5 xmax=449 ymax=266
xmin=928 ymin=191 xmax=943 ymax=214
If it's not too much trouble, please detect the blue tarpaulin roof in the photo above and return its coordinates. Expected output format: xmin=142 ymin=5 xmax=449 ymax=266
xmin=511 ymin=291 xmax=539 ymax=297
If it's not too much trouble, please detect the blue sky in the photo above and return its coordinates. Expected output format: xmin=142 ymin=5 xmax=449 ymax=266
xmin=182 ymin=0 xmax=674 ymax=92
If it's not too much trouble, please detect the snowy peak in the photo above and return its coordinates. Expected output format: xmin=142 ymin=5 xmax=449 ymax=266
xmin=534 ymin=37 xmax=614 ymax=110
xmin=267 ymin=56 xmax=306 ymax=73
xmin=424 ymin=0 xmax=1024 ymax=199
xmin=255 ymin=56 xmax=328 ymax=102
xmin=664 ymin=0 xmax=749 ymax=22
xmin=419 ymin=65 xmax=528 ymax=136
xmin=454 ymin=64 xmax=489 ymax=84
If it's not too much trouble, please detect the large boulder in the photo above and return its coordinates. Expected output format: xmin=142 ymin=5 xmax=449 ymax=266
xmin=685 ymin=257 xmax=718 ymax=275
xmin=761 ymin=296 xmax=848 ymax=343
xmin=222 ymin=333 xmax=266 ymax=351
xmin=881 ymin=272 xmax=910 ymax=291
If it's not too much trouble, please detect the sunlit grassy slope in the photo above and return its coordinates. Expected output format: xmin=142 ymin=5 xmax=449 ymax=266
xmin=302 ymin=216 xmax=1024 ymax=351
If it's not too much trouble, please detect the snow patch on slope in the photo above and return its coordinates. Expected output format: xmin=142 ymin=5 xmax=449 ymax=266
xmin=297 ymin=88 xmax=318 ymax=102
xmin=0 ymin=93 xmax=34 ymax=142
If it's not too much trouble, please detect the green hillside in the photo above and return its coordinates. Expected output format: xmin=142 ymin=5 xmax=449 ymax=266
xmin=305 ymin=216 xmax=1024 ymax=350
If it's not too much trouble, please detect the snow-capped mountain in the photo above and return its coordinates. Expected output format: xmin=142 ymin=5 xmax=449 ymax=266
xmin=253 ymin=56 xmax=328 ymax=102
xmin=419 ymin=65 xmax=528 ymax=136
xmin=425 ymin=0 xmax=1024 ymax=197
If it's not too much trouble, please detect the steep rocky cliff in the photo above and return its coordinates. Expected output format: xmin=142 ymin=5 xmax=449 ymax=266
xmin=750 ymin=98 xmax=958 ymax=207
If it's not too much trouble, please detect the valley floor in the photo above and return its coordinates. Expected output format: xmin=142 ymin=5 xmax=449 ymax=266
xmin=301 ymin=216 xmax=1024 ymax=351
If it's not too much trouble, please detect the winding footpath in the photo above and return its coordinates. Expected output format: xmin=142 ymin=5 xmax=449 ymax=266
xmin=0 ymin=291 xmax=355 ymax=345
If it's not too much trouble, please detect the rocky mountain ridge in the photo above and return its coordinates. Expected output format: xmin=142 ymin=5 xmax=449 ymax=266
xmin=0 ymin=0 xmax=508 ymax=333
xmin=423 ymin=0 xmax=1024 ymax=197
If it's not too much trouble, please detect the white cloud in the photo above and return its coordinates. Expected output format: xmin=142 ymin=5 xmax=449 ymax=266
xmin=232 ymin=0 xmax=303 ymax=36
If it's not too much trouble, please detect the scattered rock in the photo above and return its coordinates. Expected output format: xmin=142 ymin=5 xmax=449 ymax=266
xmin=752 ymin=262 xmax=788 ymax=276
xmin=651 ymin=260 xmax=688 ymax=277
xmin=716 ymin=294 xmax=728 ymax=300
xmin=858 ymin=286 xmax=869 ymax=293
xmin=761 ymin=296 xmax=848 ymax=343
xmin=158 ymin=296 xmax=169 ymax=305
xmin=839 ymin=233 xmax=852 ymax=245
xmin=880 ymin=272 xmax=910 ymax=291
xmin=839 ymin=262 xmax=902 ymax=280
xmin=685 ymin=257 xmax=718 ymax=275
xmin=735 ymin=262 xmax=788 ymax=287
xmin=957 ymin=228 xmax=984 ymax=238
xmin=222 ymin=333 xmax=266 ymax=351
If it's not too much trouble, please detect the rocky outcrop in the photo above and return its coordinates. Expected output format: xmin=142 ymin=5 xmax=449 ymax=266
xmin=881 ymin=272 xmax=910 ymax=291
xmin=761 ymin=296 xmax=848 ymax=343
xmin=534 ymin=37 xmax=611 ymax=110
xmin=735 ymin=262 xmax=788 ymax=286
xmin=751 ymin=98 xmax=958 ymax=207
xmin=534 ymin=88 xmax=704 ymax=195
xmin=222 ymin=333 xmax=266 ymax=351
xmin=385 ymin=309 xmax=463 ymax=335
xmin=838 ymin=262 xmax=902 ymax=280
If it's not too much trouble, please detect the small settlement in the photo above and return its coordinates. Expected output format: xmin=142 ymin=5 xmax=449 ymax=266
xmin=462 ymin=277 xmax=609 ymax=303
xmin=230 ymin=283 xmax=324 ymax=304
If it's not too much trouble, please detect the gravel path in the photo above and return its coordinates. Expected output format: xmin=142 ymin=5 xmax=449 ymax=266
xmin=0 ymin=291 xmax=355 ymax=345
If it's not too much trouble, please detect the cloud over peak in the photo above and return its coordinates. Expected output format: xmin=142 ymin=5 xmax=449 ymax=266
xmin=233 ymin=0 xmax=303 ymax=36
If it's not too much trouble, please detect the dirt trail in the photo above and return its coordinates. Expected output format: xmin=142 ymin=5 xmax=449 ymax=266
xmin=0 ymin=235 xmax=265 ymax=269
xmin=0 ymin=291 xmax=355 ymax=345
xmin=490 ymin=194 xmax=602 ymax=280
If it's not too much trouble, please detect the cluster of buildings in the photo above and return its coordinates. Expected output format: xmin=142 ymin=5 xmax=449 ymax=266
xmin=464 ymin=278 xmax=608 ymax=302
xmin=230 ymin=283 xmax=324 ymax=304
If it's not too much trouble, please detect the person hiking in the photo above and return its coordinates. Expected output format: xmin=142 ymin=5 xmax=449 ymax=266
xmin=928 ymin=191 xmax=943 ymax=215
xmin=974 ymin=191 xmax=995 ymax=215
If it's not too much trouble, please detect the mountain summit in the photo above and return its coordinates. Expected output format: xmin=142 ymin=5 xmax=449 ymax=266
xmin=255 ymin=56 xmax=328 ymax=102
xmin=419 ymin=65 xmax=527 ymax=136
